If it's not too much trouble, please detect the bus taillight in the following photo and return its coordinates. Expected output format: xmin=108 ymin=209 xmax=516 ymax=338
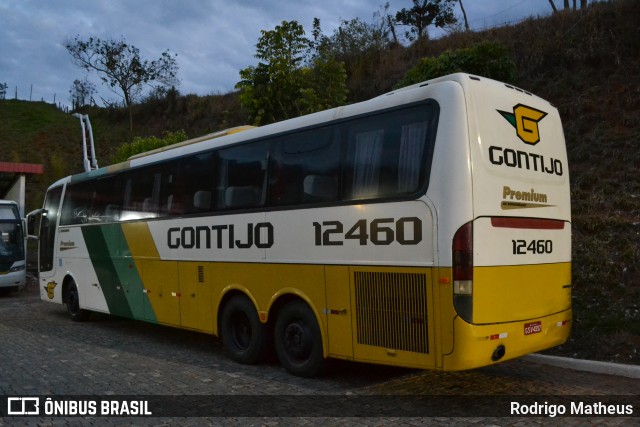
xmin=453 ymin=221 xmax=473 ymax=323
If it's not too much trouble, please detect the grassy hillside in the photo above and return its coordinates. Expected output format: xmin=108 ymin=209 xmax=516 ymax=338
xmin=0 ymin=100 xmax=84 ymax=209
xmin=508 ymin=2 xmax=640 ymax=363
xmin=1 ymin=0 xmax=638 ymax=364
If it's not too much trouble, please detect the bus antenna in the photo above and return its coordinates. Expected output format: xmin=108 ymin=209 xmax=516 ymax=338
xmin=72 ymin=113 xmax=99 ymax=172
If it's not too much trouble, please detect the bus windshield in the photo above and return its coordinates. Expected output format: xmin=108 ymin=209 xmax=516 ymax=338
xmin=0 ymin=204 xmax=24 ymax=263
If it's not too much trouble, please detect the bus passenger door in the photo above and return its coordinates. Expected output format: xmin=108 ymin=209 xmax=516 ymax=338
xmin=37 ymin=186 xmax=63 ymax=302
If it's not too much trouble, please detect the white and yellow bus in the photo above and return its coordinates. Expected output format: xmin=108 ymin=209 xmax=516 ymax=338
xmin=28 ymin=73 xmax=571 ymax=377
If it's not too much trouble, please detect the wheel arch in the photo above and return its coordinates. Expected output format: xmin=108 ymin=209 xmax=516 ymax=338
xmin=215 ymin=285 xmax=259 ymax=337
xmin=267 ymin=289 xmax=328 ymax=358
xmin=61 ymin=273 xmax=78 ymax=304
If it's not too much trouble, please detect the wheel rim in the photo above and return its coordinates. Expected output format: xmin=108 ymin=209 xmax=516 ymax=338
xmin=283 ymin=320 xmax=312 ymax=362
xmin=230 ymin=312 xmax=252 ymax=351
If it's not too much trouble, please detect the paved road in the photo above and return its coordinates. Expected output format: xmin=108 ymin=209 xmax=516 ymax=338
xmin=0 ymin=281 xmax=637 ymax=426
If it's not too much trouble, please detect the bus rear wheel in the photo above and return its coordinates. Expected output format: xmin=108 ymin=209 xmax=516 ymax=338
xmin=220 ymin=295 xmax=267 ymax=365
xmin=65 ymin=280 xmax=89 ymax=322
xmin=274 ymin=301 xmax=325 ymax=377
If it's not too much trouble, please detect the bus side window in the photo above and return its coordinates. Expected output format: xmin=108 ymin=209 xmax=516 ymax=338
xmin=269 ymin=128 xmax=339 ymax=206
xmin=92 ymin=176 xmax=122 ymax=222
xmin=218 ymin=142 xmax=269 ymax=210
xmin=344 ymin=107 xmax=433 ymax=201
xmin=347 ymin=129 xmax=385 ymax=200
xmin=123 ymin=171 xmax=156 ymax=220
xmin=303 ymin=175 xmax=338 ymax=202
xmin=398 ymin=121 xmax=429 ymax=192
xmin=175 ymin=151 xmax=217 ymax=215
xmin=120 ymin=163 xmax=175 ymax=220
xmin=193 ymin=191 xmax=212 ymax=210
xmin=60 ymin=182 xmax=90 ymax=225
xmin=161 ymin=174 xmax=175 ymax=216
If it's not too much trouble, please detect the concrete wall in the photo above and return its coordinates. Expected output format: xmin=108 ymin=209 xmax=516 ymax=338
xmin=3 ymin=175 xmax=26 ymax=217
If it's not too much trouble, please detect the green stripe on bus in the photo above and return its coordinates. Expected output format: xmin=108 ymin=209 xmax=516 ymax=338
xmin=82 ymin=224 xmax=157 ymax=322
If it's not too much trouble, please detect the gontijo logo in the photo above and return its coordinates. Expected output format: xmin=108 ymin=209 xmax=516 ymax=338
xmin=498 ymin=104 xmax=548 ymax=145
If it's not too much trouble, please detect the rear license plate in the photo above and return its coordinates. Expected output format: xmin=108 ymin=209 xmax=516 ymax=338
xmin=524 ymin=321 xmax=542 ymax=336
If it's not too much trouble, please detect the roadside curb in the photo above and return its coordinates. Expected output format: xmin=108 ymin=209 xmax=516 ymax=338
xmin=525 ymin=354 xmax=640 ymax=379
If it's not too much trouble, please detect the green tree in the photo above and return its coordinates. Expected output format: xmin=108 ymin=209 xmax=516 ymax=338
xmin=69 ymin=78 xmax=96 ymax=109
xmin=395 ymin=0 xmax=457 ymax=41
xmin=318 ymin=16 xmax=391 ymax=59
xmin=298 ymin=56 xmax=348 ymax=114
xmin=65 ymin=36 xmax=179 ymax=130
xmin=0 ymin=82 xmax=7 ymax=100
xmin=236 ymin=20 xmax=347 ymax=125
xmin=313 ymin=8 xmax=397 ymax=101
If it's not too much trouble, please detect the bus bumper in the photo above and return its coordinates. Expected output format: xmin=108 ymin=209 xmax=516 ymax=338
xmin=442 ymin=309 xmax=572 ymax=371
xmin=0 ymin=269 xmax=26 ymax=289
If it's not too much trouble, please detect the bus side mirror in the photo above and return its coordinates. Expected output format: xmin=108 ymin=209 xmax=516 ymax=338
xmin=26 ymin=208 xmax=44 ymax=240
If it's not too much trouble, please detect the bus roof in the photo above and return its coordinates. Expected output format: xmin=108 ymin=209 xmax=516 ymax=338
xmin=127 ymin=125 xmax=257 ymax=160
xmin=380 ymin=72 xmax=550 ymax=106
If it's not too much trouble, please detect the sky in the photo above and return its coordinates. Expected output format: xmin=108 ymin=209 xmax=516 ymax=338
xmin=0 ymin=0 xmax=561 ymax=109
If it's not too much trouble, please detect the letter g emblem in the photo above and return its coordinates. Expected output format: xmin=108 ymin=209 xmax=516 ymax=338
xmin=498 ymin=104 xmax=548 ymax=145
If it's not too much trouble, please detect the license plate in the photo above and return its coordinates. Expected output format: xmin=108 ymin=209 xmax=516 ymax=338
xmin=524 ymin=321 xmax=542 ymax=335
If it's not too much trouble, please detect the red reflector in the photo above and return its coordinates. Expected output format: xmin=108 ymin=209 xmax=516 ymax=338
xmin=491 ymin=217 xmax=565 ymax=230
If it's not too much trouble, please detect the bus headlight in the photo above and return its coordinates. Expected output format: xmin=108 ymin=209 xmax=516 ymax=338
xmin=9 ymin=265 xmax=25 ymax=273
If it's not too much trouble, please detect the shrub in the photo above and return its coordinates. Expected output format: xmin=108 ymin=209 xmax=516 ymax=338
xmin=112 ymin=130 xmax=188 ymax=163
xmin=395 ymin=41 xmax=516 ymax=88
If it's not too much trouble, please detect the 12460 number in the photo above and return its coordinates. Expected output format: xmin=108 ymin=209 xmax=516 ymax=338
xmin=313 ymin=217 xmax=422 ymax=246
xmin=512 ymin=239 xmax=553 ymax=255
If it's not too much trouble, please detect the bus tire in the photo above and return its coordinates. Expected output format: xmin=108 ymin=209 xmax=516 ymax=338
xmin=220 ymin=295 xmax=267 ymax=365
xmin=274 ymin=301 xmax=325 ymax=377
xmin=66 ymin=280 xmax=89 ymax=322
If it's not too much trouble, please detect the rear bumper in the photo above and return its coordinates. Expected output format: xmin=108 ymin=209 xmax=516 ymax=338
xmin=442 ymin=309 xmax=571 ymax=371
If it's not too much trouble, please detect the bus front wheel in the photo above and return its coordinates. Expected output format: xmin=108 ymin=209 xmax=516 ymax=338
xmin=65 ymin=280 xmax=89 ymax=322
xmin=220 ymin=295 xmax=267 ymax=365
xmin=274 ymin=301 xmax=325 ymax=377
